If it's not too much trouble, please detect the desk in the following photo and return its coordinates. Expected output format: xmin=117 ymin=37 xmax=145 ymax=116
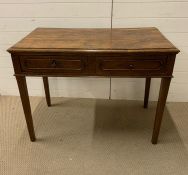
xmin=8 ymin=27 xmax=179 ymax=144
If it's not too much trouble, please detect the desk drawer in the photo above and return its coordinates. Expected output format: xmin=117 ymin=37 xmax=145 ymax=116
xmin=96 ymin=56 xmax=168 ymax=76
xmin=20 ymin=56 xmax=87 ymax=74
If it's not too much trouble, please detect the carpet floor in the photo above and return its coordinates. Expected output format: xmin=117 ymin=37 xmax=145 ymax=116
xmin=0 ymin=96 xmax=188 ymax=175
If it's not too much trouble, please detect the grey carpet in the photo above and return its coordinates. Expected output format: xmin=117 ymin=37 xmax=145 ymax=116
xmin=0 ymin=96 xmax=188 ymax=175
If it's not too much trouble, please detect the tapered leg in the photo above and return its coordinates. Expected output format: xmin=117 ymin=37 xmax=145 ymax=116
xmin=16 ymin=76 xmax=36 ymax=141
xmin=43 ymin=77 xmax=51 ymax=107
xmin=144 ymin=77 xmax=151 ymax=108
xmin=152 ymin=77 xmax=171 ymax=144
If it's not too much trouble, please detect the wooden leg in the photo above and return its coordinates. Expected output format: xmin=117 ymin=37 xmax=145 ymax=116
xmin=16 ymin=76 xmax=36 ymax=142
xmin=151 ymin=77 xmax=171 ymax=144
xmin=144 ymin=77 xmax=151 ymax=108
xmin=43 ymin=77 xmax=51 ymax=107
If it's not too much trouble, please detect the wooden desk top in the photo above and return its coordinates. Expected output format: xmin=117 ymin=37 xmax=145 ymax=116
xmin=8 ymin=27 xmax=179 ymax=53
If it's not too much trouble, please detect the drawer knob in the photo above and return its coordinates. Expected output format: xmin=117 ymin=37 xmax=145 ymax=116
xmin=129 ymin=64 xmax=134 ymax=69
xmin=51 ymin=60 xmax=57 ymax=67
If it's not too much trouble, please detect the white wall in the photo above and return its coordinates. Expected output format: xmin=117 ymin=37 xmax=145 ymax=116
xmin=0 ymin=0 xmax=188 ymax=102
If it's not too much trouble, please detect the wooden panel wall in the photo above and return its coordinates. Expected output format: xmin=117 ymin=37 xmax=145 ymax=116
xmin=0 ymin=0 xmax=188 ymax=101
xmin=0 ymin=0 xmax=111 ymax=99
xmin=111 ymin=0 xmax=188 ymax=102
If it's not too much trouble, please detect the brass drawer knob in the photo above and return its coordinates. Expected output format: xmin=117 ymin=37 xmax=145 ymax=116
xmin=51 ymin=60 xmax=57 ymax=67
xmin=129 ymin=64 xmax=134 ymax=69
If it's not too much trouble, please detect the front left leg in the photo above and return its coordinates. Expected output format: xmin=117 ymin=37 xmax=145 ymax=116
xmin=16 ymin=76 xmax=36 ymax=141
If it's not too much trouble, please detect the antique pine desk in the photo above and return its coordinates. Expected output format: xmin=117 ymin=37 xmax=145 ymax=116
xmin=7 ymin=27 xmax=179 ymax=144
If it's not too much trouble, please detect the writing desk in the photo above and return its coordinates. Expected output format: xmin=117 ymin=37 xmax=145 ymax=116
xmin=8 ymin=27 xmax=179 ymax=144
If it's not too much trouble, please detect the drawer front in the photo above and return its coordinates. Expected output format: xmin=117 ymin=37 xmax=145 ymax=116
xmin=96 ymin=56 xmax=169 ymax=76
xmin=20 ymin=55 xmax=88 ymax=75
